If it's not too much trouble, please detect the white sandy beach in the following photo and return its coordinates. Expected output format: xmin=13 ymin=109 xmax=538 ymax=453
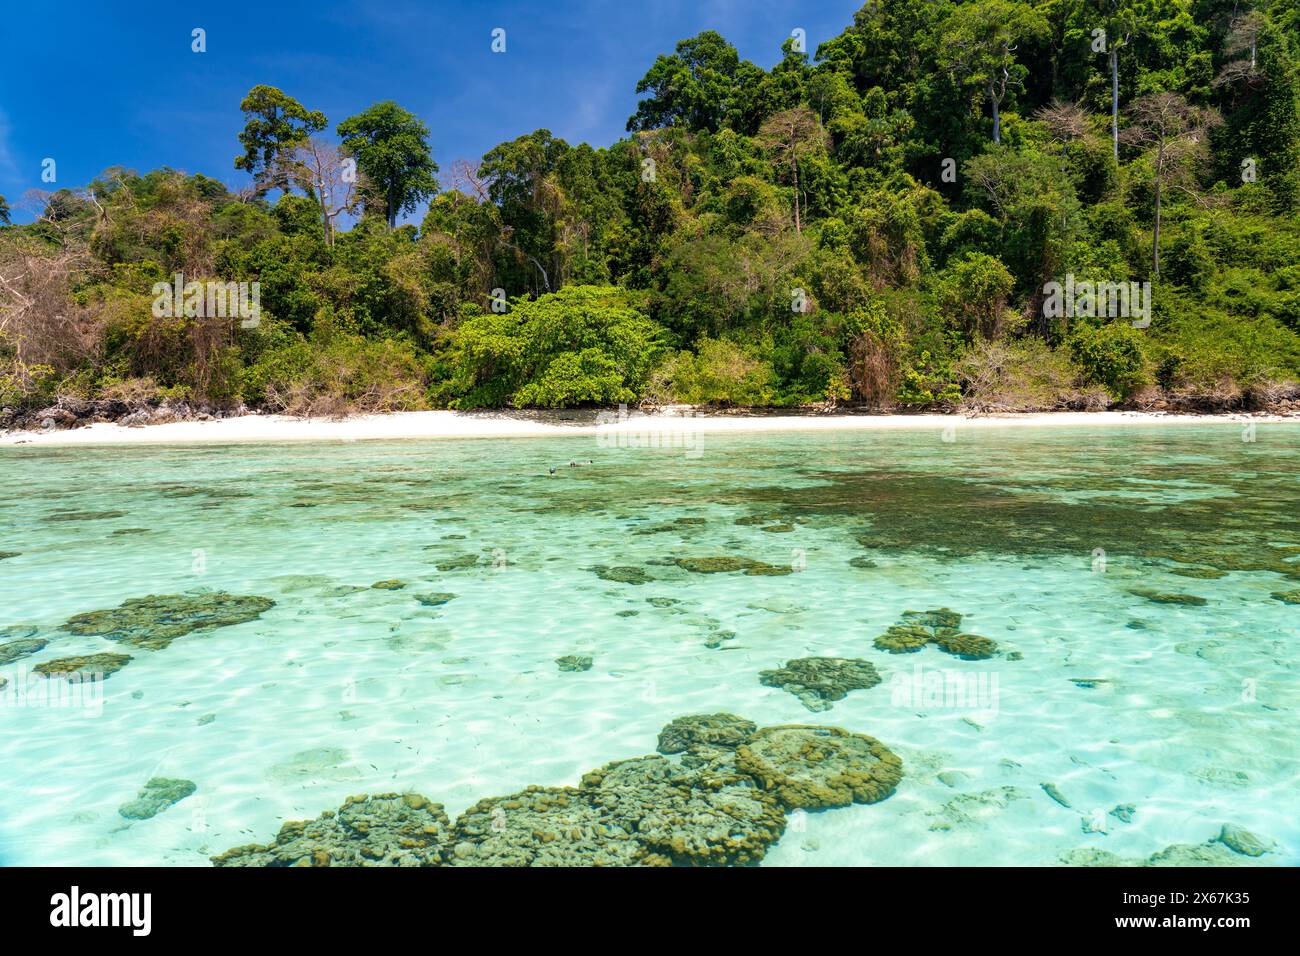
xmin=2 ymin=408 xmax=1296 ymax=446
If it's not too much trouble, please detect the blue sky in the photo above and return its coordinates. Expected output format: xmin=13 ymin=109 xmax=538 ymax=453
xmin=0 ymin=0 xmax=860 ymax=223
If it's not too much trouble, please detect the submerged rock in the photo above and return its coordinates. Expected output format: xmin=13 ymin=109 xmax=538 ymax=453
xmin=636 ymin=516 xmax=709 ymax=535
xmin=212 ymin=793 xmax=452 ymax=867
xmin=735 ymin=725 xmax=903 ymax=810
xmin=657 ymin=714 xmax=756 ymax=754
xmin=370 ymin=580 xmax=406 ymax=590
xmin=874 ymin=624 xmax=933 ymax=654
xmin=0 ymin=638 xmax=48 ymax=666
xmin=1041 ymin=782 xmax=1073 ymax=809
xmin=872 ymin=608 xmax=998 ymax=659
xmin=933 ymin=632 xmax=998 ymax=660
xmin=61 ymin=592 xmax=275 ymax=650
xmin=1168 ymin=566 xmax=1226 ymax=579
xmin=590 ymin=565 xmax=654 ymax=585
xmin=1129 ymin=589 xmax=1207 ymax=606
xmin=0 ymin=551 xmax=19 ymax=560
xmin=556 ymin=655 xmax=593 ymax=672
xmin=212 ymin=715 xmax=906 ymax=867
xmin=759 ymin=657 xmax=882 ymax=711
xmin=413 ymin=592 xmax=458 ymax=607
xmin=45 ymin=510 xmax=127 ymax=522
xmin=673 ymin=556 xmax=792 ymax=576
xmin=580 ymin=755 xmax=786 ymax=866
xmin=902 ymin=608 xmax=964 ymax=632
xmin=1270 ymin=589 xmax=1300 ymax=605
xmin=1218 ymin=823 xmax=1273 ymax=857
xmin=434 ymin=553 xmax=480 ymax=571
xmin=450 ymin=786 xmax=650 ymax=867
xmin=118 ymin=777 xmax=196 ymax=820
xmin=33 ymin=653 xmax=132 ymax=679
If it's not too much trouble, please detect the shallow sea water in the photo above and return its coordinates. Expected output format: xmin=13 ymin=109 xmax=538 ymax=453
xmin=0 ymin=423 xmax=1297 ymax=866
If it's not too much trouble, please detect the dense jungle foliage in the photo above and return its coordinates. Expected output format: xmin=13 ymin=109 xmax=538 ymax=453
xmin=2 ymin=0 xmax=1298 ymax=418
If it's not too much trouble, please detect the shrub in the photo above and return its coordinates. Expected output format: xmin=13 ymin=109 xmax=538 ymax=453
xmin=938 ymin=253 xmax=1017 ymax=341
xmin=1067 ymin=321 xmax=1150 ymax=400
xmin=445 ymin=285 xmax=664 ymax=408
xmin=956 ymin=337 xmax=1092 ymax=412
xmin=649 ymin=338 xmax=773 ymax=406
xmin=244 ymin=323 xmax=430 ymax=417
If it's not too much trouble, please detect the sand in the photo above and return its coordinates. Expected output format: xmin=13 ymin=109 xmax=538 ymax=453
xmin=2 ymin=407 xmax=1294 ymax=447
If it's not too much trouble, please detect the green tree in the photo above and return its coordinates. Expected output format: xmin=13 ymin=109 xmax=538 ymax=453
xmin=337 ymin=101 xmax=439 ymax=228
xmin=626 ymin=31 xmax=762 ymax=133
xmin=755 ymin=106 xmax=829 ymax=233
xmin=234 ymin=86 xmax=327 ymax=193
xmin=938 ymin=0 xmax=1049 ymax=144
xmin=1122 ymin=92 xmax=1220 ymax=276
xmin=0 ymin=195 xmax=10 ymax=226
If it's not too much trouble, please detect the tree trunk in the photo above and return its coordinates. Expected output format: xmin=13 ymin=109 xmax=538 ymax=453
xmin=1110 ymin=47 xmax=1119 ymax=162
xmin=1152 ymin=145 xmax=1164 ymax=277
xmin=989 ymin=80 xmax=1001 ymax=144
xmin=792 ymin=154 xmax=801 ymax=233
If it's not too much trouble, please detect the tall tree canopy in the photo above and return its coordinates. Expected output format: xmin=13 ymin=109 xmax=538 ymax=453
xmin=336 ymin=101 xmax=439 ymax=228
xmin=234 ymin=86 xmax=327 ymax=193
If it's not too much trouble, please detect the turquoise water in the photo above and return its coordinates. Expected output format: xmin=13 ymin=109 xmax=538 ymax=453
xmin=1 ymin=423 xmax=1297 ymax=866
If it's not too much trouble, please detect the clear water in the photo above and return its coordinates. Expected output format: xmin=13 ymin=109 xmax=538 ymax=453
xmin=1 ymin=423 xmax=1297 ymax=866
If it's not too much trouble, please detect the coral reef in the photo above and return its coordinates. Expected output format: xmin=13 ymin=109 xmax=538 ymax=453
xmin=213 ymin=715 xmax=904 ymax=867
xmin=1168 ymin=566 xmax=1226 ymax=579
xmin=735 ymin=725 xmax=903 ymax=810
xmin=759 ymin=657 xmax=882 ymax=711
xmin=1061 ymin=825 xmax=1278 ymax=867
xmin=1218 ymin=823 xmax=1274 ymax=857
xmin=556 ymin=655 xmax=593 ymax=672
xmin=1270 ymin=589 xmax=1300 ymax=605
xmin=413 ymin=592 xmax=457 ymax=607
xmin=636 ymin=516 xmax=708 ymax=535
xmin=580 ymin=755 xmax=786 ymax=866
xmin=449 ymin=786 xmax=650 ymax=867
xmin=45 ymin=510 xmax=127 ymax=522
xmin=873 ymin=624 xmax=933 ymax=654
xmin=590 ymin=565 xmax=654 ymax=585
xmin=657 ymin=713 xmax=756 ymax=754
xmin=33 ymin=652 xmax=132 ymax=679
xmin=370 ymin=580 xmax=406 ymax=590
xmin=0 ymin=638 xmax=47 ymax=666
xmin=933 ymin=632 xmax=998 ymax=661
xmin=673 ymin=556 xmax=792 ymax=576
xmin=1129 ymin=589 xmax=1207 ymax=606
xmin=119 ymin=777 xmax=197 ymax=820
xmin=61 ymin=592 xmax=275 ymax=650
xmin=212 ymin=793 xmax=453 ymax=867
xmin=872 ymin=608 xmax=997 ymax=659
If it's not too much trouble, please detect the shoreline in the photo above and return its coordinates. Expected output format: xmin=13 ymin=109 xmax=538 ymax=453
xmin=2 ymin=408 xmax=1296 ymax=447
